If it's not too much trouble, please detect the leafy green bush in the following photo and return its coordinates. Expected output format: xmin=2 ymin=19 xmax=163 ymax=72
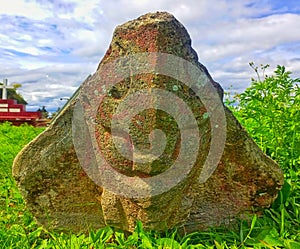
xmin=230 ymin=63 xmax=300 ymax=172
xmin=226 ymin=63 xmax=300 ymax=248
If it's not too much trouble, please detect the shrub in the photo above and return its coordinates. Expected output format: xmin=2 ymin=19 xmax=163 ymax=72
xmin=229 ymin=63 xmax=300 ymax=173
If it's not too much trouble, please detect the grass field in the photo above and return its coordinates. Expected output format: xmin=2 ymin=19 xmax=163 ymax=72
xmin=0 ymin=65 xmax=299 ymax=248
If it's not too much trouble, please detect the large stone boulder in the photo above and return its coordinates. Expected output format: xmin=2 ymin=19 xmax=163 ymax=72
xmin=13 ymin=12 xmax=283 ymax=233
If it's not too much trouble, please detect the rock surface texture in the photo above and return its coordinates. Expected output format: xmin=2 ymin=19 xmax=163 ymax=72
xmin=13 ymin=12 xmax=283 ymax=233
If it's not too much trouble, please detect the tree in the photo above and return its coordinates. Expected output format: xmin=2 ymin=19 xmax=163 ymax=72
xmin=37 ymin=106 xmax=49 ymax=119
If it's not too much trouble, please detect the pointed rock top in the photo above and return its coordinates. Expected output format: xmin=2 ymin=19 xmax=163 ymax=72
xmin=99 ymin=11 xmax=199 ymax=66
xmin=119 ymin=11 xmax=185 ymax=28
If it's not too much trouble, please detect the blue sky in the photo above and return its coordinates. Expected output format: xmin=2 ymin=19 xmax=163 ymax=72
xmin=0 ymin=0 xmax=300 ymax=112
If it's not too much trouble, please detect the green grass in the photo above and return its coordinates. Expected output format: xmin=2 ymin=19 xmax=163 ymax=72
xmin=0 ymin=64 xmax=299 ymax=248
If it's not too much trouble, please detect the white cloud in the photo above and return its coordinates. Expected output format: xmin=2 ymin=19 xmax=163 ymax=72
xmin=1 ymin=0 xmax=52 ymax=20
xmin=0 ymin=0 xmax=299 ymax=112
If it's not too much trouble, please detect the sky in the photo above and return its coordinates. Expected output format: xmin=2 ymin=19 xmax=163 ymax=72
xmin=0 ymin=0 xmax=300 ymax=112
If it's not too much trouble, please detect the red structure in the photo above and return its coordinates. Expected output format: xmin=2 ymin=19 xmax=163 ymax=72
xmin=0 ymin=79 xmax=50 ymax=126
xmin=0 ymin=99 xmax=45 ymax=126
